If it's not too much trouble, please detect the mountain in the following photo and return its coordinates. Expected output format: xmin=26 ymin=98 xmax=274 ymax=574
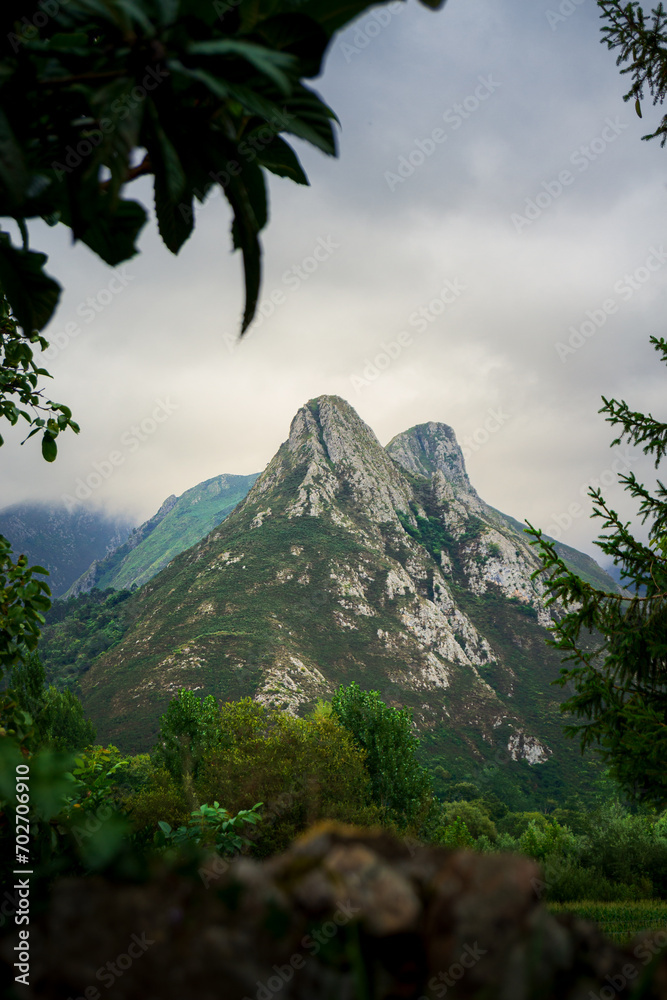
xmin=75 ymin=397 xmax=619 ymax=802
xmin=0 ymin=502 xmax=133 ymax=597
xmin=66 ymin=473 xmax=259 ymax=596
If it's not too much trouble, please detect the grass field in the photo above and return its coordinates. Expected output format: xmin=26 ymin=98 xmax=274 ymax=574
xmin=547 ymin=901 xmax=667 ymax=944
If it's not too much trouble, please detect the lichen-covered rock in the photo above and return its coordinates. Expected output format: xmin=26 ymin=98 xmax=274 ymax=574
xmin=4 ymin=824 xmax=666 ymax=1000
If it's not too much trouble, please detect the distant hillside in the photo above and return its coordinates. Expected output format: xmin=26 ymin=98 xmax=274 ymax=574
xmin=67 ymin=473 xmax=259 ymax=596
xmin=0 ymin=502 xmax=134 ymax=597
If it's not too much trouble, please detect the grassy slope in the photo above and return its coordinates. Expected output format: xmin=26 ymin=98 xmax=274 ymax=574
xmin=81 ymin=481 xmax=430 ymax=752
xmin=95 ymin=473 xmax=259 ymax=591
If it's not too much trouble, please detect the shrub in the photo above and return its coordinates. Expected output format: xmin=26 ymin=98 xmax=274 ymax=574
xmin=443 ymin=801 xmax=498 ymax=841
xmin=124 ymin=767 xmax=190 ymax=842
xmin=577 ymin=803 xmax=667 ymax=897
xmin=331 ymin=682 xmax=432 ymax=827
xmin=542 ymin=855 xmax=652 ymax=903
xmin=518 ymin=819 xmax=576 ymax=863
xmin=551 ymin=808 xmax=589 ymax=836
xmin=444 ymin=781 xmax=482 ymax=802
xmin=194 ymin=699 xmax=378 ymax=856
xmin=421 ymin=799 xmax=502 ymax=850
xmin=157 ymin=801 xmax=263 ymax=855
xmin=498 ymin=811 xmax=550 ymax=839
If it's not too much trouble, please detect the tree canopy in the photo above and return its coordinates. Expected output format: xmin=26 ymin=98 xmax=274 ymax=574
xmin=331 ymin=681 xmax=432 ymax=825
xmin=527 ymin=337 xmax=667 ymax=810
xmin=0 ymin=0 xmax=443 ymax=337
xmin=598 ymin=0 xmax=667 ymax=145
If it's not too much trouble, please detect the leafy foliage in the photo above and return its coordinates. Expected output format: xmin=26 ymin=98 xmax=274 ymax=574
xmin=0 ymin=294 xmax=78 ymax=458
xmin=195 ymin=696 xmax=377 ymax=855
xmin=153 ymin=687 xmax=222 ymax=790
xmin=0 ymin=0 xmax=444 ymax=334
xmin=10 ymin=652 xmax=96 ymax=750
xmin=0 ymin=535 xmax=50 ymax=678
xmin=526 ymin=338 xmax=667 ymax=809
xmin=598 ymin=0 xmax=667 ymax=144
xmin=38 ymin=588 xmax=134 ymax=688
xmin=157 ymin=800 xmax=262 ymax=855
xmin=331 ymin=681 xmax=432 ymax=826
xmin=0 ymin=535 xmax=52 ymax=747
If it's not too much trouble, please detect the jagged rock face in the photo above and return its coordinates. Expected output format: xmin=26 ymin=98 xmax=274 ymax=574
xmin=254 ymin=397 xmax=416 ymax=529
xmin=387 ymin=421 xmax=475 ymax=494
xmin=80 ymin=395 xmax=617 ymax=794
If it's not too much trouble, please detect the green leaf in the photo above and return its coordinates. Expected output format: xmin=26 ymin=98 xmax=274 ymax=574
xmin=0 ymin=235 xmax=61 ymax=332
xmin=46 ymin=32 xmax=91 ymax=50
xmin=187 ymin=39 xmax=296 ymax=93
xmin=255 ymin=134 xmax=309 ymax=184
xmin=222 ymin=167 xmax=266 ymax=333
xmin=281 ymin=83 xmax=338 ymax=156
xmin=79 ymin=199 xmax=147 ymax=266
xmin=145 ymin=114 xmax=193 ymax=253
xmin=41 ymin=433 xmax=57 ymax=462
xmin=153 ymin=0 xmax=181 ymax=28
xmin=251 ymin=12 xmax=330 ymax=79
xmin=635 ymin=97 xmax=643 ymax=118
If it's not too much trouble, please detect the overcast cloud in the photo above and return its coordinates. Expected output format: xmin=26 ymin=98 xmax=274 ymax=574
xmin=2 ymin=0 xmax=666 ymax=564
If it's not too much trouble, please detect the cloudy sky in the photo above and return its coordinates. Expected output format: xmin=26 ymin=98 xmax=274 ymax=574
xmin=3 ymin=0 xmax=666 ymax=564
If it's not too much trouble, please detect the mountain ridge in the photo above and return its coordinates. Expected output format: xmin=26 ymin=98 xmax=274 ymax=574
xmin=0 ymin=502 xmax=134 ymax=597
xmin=66 ymin=473 xmax=259 ymax=596
xmin=66 ymin=395 xmax=615 ymax=802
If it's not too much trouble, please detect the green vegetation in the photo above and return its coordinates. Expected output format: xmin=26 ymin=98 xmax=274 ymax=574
xmin=38 ymin=588 xmax=134 ymax=689
xmin=599 ymin=0 xmax=667 ymax=145
xmin=528 ymin=337 xmax=667 ymax=810
xmin=330 ymin=681 xmax=432 ymax=826
xmin=546 ymin=901 xmax=667 ymax=944
xmin=157 ymin=801 xmax=263 ymax=855
xmin=0 ymin=0 xmax=444 ymax=338
xmin=3 ymin=678 xmax=667 ymax=947
xmin=73 ymin=474 xmax=258 ymax=594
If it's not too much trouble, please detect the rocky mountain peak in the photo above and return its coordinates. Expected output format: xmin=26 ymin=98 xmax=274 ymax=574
xmin=385 ymin=422 xmax=475 ymax=494
xmin=259 ymin=395 xmax=416 ymax=525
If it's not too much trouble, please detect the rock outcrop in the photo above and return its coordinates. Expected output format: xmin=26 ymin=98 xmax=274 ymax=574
xmin=5 ymin=824 xmax=665 ymax=1000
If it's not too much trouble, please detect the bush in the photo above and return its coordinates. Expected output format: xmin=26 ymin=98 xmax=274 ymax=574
xmin=444 ymin=781 xmax=482 ymax=802
xmin=498 ymin=811 xmax=550 ymax=839
xmin=157 ymin=801 xmax=263 ymax=855
xmin=542 ymin=855 xmax=652 ymax=903
xmin=435 ymin=817 xmax=475 ymax=849
xmin=124 ymin=767 xmax=190 ymax=842
xmin=577 ymin=803 xmax=667 ymax=897
xmin=422 ymin=800 xmax=497 ymax=843
xmin=442 ymin=801 xmax=498 ymax=841
xmin=551 ymin=808 xmax=589 ymax=836
xmin=331 ymin=682 xmax=432 ymax=827
xmin=194 ymin=699 xmax=379 ymax=856
xmin=518 ymin=819 xmax=576 ymax=863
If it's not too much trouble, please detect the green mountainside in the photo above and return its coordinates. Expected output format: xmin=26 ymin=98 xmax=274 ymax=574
xmin=71 ymin=397 xmax=619 ymax=805
xmin=66 ymin=473 xmax=259 ymax=596
xmin=0 ymin=502 xmax=133 ymax=597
